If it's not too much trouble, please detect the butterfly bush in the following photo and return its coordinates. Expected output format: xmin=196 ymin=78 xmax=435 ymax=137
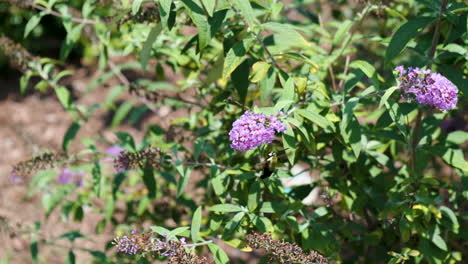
xmin=395 ymin=66 xmax=458 ymax=111
xmin=229 ymin=111 xmax=286 ymax=151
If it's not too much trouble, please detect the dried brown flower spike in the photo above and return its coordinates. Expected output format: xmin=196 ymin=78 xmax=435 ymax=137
xmin=11 ymin=152 xmax=68 ymax=180
xmin=246 ymin=233 xmax=329 ymax=264
xmin=113 ymin=147 xmax=163 ymax=172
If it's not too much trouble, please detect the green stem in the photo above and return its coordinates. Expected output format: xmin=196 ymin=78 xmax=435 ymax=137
xmin=410 ymin=110 xmax=423 ymax=173
xmin=410 ymin=0 xmax=448 ymax=173
xmin=427 ymin=0 xmax=448 ymax=66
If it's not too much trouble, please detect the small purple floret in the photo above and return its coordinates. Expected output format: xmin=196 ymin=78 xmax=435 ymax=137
xmin=395 ymin=66 xmax=458 ymax=111
xmin=115 ymin=235 xmax=140 ymax=255
xmin=229 ymin=111 xmax=286 ymax=151
xmin=57 ymin=168 xmax=84 ymax=186
xmin=105 ymin=145 xmax=124 ymax=161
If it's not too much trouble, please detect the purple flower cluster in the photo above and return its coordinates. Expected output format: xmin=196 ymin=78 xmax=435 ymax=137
xmin=57 ymin=168 xmax=84 ymax=186
xmin=114 ymin=230 xmax=141 ymax=255
xmin=229 ymin=111 xmax=286 ymax=151
xmin=395 ymin=66 xmax=458 ymax=111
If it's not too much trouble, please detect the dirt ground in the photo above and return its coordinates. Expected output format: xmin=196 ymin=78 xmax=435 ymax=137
xmin=0 ymin=60 xmax=258 ymax=263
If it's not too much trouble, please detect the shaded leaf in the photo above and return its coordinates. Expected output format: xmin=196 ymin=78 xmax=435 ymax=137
xmin=62 ymin=122 xmax=80 ymax=152
xmin=385 ymin=17 xmax=434 ymax=61
xmin=141 ymin=24 xmax=162 ymax=69
xmin=142 ymin=166 xmax=157 ymax=198
xmin=181 ymin=0 xmax=211 ymax=50
xmin=222 ymin=39 xmax=254 ymax=80
xmin=231 ymin=60 xmax=250 ymax=104
xmin=210 ymin=204 xmax=243 ymax=212
xmin=296 ymin=109 xmax=335 ymax=132
xmin=247 ymin=181 xmax=261 ymax=212
xmin=24 ymin=14 xmax=43 ymax=38
xmin=232 ymin=0 xmax=255 ymax=25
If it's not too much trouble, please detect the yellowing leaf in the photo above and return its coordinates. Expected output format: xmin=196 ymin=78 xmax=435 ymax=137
xmin=250 ymin=61 xmax=271 ymax=83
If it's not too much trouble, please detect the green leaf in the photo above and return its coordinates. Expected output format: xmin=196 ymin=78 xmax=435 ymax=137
xmin=142 ymin=166 xmax=157 ymax=198
xmin=60 ymin=231 xmax=85 ymax=242
xmin=87 ymin=250 xmax=106 ymax=261
xmin=82 ymin=0 xmax=95 ymax=17
xmin=296 ymin=109 xmax=335 ymax=132
xmin=247 ymin=181 xmax=261 ymax=212
xmin=439 ymin=206 xmax=459 ymax=233
xmin=140 ymin=24 xmax=162 ymax=70
xmin=431 ymin=226 xmax=448 ymax=251
xmin=259 ymin=201 xmax=286 ymax=214
xmin=223 ymin=212 xmax=245 ymax=237
xmin=176 ymin=165 xmax=192 ymax=198
xmin=181 ymin=0 xmax=211 ymax=50
xmin=259 ymin=67 xmax=276 ymax=103
xmin=191 ymin=206 xmax=202 ymax=242
xmin=104 ymin=85 xmax=126 ymax=109
xmin=30 ymin=240 xmax=39 ymax=264
xmin=379 ymin=86 xmax=399 ymax=108
xmin=105 ymin=195 xmax=115 ymax=221
xmin=426 ymin=145 xmax=468 ymax=172
xmin=55 ymin=86 xmax=73 ymax=110
xmin=62 ymin=122 xmax=80 ymax=152
xmin=232 ymin=0 xmax=255 ymax=26
xmin=282 ymin=77 xmax=295 ymax=101
xmin=132 ymin=0 xmax=143 ymax=15
xmin=168 ymin=226 xmax=190 ymax=238
xmin=92 ymin=161 xmax=101 ymax=196
xmin=60 ymin=24 xmax=84 ymax=60
xmin=333 ymin=20 xmax=353 ymax=45
xmin=115 ymin=131 xmax=136 ymax=150
xmin=282 ymin=123 xmax=296 ymax=165
xmin=151 ymin=226 xmax=171 ymax=236
xmin=222 ymin=38 xmax=254 ymax=81
xmin=350 ymin=60 xmax=377 ymax=79
xmin=340 ymin=98 xmax=361 ymax=158
xmin=209 ymin=204 xmax=243 ymax=213
xmin=111 ymin=101 xmax=135 ymax=128
xmin=263 ymin=22 xmax=309 ymax=49
xmin=384 ymin=99 xmax=408 ymax=139
xmin=20 ymin=72 xmax=32 ymax=95
xmin=42 ymin=188 xmax=70 ymax=216
xmin=201 ymin=0 xmax=216 ymax=17
xmin=446 ymin=131 xmax=468 ymax=145
xmin=385 ymin=17 xmax=434 ymax=61
xmin=24 ymin=14 xmax=43 ymax=38
xmin=442 ymin=43 xmax=467 ymax=56
xmin=159 ymin=0 xmax=173 ymax=28
xmin=231 ymin=60 xmax=250 ymax=104
xmin=254 ymin=216 xmax=274 ymax=233
xmin=54 ymin=70 xmax=74 ymax=83
xmin=208 ymin=244 xmax=230 ymax=264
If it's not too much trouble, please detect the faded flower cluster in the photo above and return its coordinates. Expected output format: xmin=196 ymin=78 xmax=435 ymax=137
xmin=10 ymin=152 xmax=68 ymax=181
xmin=113 ymin=230 xmax=210 ymax=263
xmin=246 ymin=233 xmax=329 ymax=264
xmin=395 ymin=66 xmax=458 ymax=111
xmin=113 ymin=147 xmax=163 ymax=172
xmin=229 ymin=111 xmax=286 ymax=151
